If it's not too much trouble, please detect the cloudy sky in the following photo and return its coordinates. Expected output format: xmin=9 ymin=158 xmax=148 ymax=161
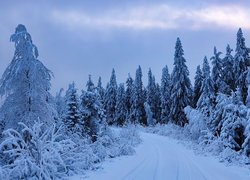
xmin=0 ymin=0 xmax=249 ymax=94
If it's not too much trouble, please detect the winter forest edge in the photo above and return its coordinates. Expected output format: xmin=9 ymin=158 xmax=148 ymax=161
xmin=0 ymin=24 xmax=250 ymax=179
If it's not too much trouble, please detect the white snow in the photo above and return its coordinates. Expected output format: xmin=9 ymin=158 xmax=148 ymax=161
xmin=70 ymin=131 xmax=250 ymax=180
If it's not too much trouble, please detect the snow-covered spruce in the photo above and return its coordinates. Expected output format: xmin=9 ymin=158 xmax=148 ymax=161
xmin=0 ymin=24 xmax=56 ymax=130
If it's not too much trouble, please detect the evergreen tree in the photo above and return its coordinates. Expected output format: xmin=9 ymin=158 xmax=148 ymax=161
xmin=0 ymin=24 xmax=56 ymax=129
xmin=96 ymin=76 xmax=105 ymax=101
xmin=125 ymin=74 xmax=134 ymax=122
xmin=217 ymin=91 xmax=246 ymax=151
xmin=169 ymin=38 xmax=193 ymax=126
xmin=160 ymin=65 xmax=171 ymax=123
xmin=222 ymin=45 xmax=235 ymax=92
xmin=81 ymin=90 xmax=106 ymax=142
xmin=211 ymin=46 xmax=228 ymax=94
xmin=55 ymin=88 xmax=65 ymax=120
xmin=146 ymin=69 xmax=155 ymax=119
xmin=193 ymin=65 xmax=203 ymax=107
xmin=130 ymin=66 xmax=147 ymax=125
xmin=115 ymin=84 xmax=127 ymax=126
xmin=104 ymin=69 xmax=117 ymax=124
xmin=86 ymin=74 xmax=95 ymax=92
xmin=64 ymin=82 xmax=81 ymax=132
xmin=197 ymin=56 xmax=215 ymax=118
xmin=234 ymin=28 xmax=250 ymax=104
xmin=154 ymin=83 xmax=162 ymax=122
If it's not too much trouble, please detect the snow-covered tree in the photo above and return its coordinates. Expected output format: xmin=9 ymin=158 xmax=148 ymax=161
xmin=96 ymin=76 xmax=105 ymax=102
xmin=0 ymin=122 xmax=67 ymax=179
xmin=197 ymin=56 xmax=216 ymax=118
xmin=217 ymin=92 xmax=246 ymax=151
xmin=55 ymin=88 xmax=65 ymax=125
xmin=0 ymin=24 xmax=56 ymax=130
xmin=115 ymin=84 xmax=126 ymax=126
xmin=81 ymin=90 xmax=106 ymax=142
xmin=104 ymin=69 xmax=117 ymax=124
xmin=154 ymin=83 xmax=162 ymax=122
xmin=64 ymin=82 xmax=81 ymax=133
xmin=222 ymin=45 xmax=235 ymax=92
xmin=211 ymin=46 xmax=228 ymax=94
xmin=130 ymin=66 xmax=147 ymax=125
xmin=160 ymin=65 xmax=171 ymax=123
xmin=125 ymin=74 xmax=134 ymax=122
xmin=233 ymin=28 xmax=250 ymax=104
xmin=193 ymin=65 xmax=203 ymax=107
xmin=146 ymin=69 xmax=161 ymax=121
xmin=169 ymin=38 xmax=193 ymax=126
xmin=86 ymin=75 xmax=95 ymax=92
xmin=144 ymin=102 xmax=154 ymax=126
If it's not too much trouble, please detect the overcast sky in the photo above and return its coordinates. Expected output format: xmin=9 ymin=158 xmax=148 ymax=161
xmin=0 ymin=0 xmax=249 ymax=94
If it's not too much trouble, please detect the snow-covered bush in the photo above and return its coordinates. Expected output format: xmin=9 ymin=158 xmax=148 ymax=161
xmin=184 ymin=106 xmax=207 ymax=141
xmin=0 ymin=122 xmax=66 ymax=179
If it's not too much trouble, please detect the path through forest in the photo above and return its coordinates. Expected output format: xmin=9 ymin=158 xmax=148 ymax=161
xmin=71 ymin=131 xmax=250 ymax=180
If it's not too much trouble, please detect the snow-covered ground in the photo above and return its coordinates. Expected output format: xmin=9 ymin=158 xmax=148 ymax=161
xmin=70 ymin=131 xmax=250 ymax=180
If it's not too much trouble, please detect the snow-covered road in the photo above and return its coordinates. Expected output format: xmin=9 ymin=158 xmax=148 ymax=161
xmin=71 ymin=132 xmax=250 ymax=180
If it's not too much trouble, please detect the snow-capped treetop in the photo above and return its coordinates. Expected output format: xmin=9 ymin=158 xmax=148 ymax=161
xmin=97 ymin=76 xmax=105 ymax=100
xmin=222 ymin=44 xmax=235 ymax=92
xmin=86 ymin=75 xmax=95 ymax=92
xmin=211 ymin=46 xmax=224 ymax=94
xmin=193 ymin=65 xmax=203 ymax=107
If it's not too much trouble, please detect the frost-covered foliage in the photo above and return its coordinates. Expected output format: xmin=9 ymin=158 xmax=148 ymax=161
xmin=104 ymin=69 xmax=117 ymax=125
xmin=144 ymin=102 xmax=154 ymax=126
xmin=169 ymin=38 xmax=193 ymax=126
xmin=0 ymin=122 xmax=66 ymax=179
xmin=184 ymin=106 xmax=207 ymax=141
xmin=0 ymin=24 xmax=56 ymax=129
xmin=0 ymin=121 xmax=141 ymax=179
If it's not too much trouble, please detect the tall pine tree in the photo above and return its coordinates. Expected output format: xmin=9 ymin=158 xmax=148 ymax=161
xmin=197 ymin=56 xmax=215 ymax=118
xmin=234 ymin=28 xmax=250 ymax=104
xmin=104 ymin=68 xmax=117 ymax=124
xmin=160 ymin=65 xmax=171 ymax=123
xmin=115 ymin=83 xmax=127 ymax=126
xmin=125 ymin=74 xmax=134 ymax=122
xmin=222 ymin=44 xmax=235 ymax=92
xmin=64 ymin=82 xmax=81 ymax=132
xmin=193 ymin=65 xmax=203 ymax=107
xmin=130 ymin=66 xmax=147 ymax=125
xmin=169 ymin=38 xmax=193 ymax=126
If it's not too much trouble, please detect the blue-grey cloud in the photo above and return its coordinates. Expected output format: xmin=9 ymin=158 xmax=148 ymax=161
xmin=51 ymin=4 xmax=250 ymax=31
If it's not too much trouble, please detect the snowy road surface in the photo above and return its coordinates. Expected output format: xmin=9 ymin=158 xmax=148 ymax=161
xmin=71 ymin=132 xmax=250 ymax=180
